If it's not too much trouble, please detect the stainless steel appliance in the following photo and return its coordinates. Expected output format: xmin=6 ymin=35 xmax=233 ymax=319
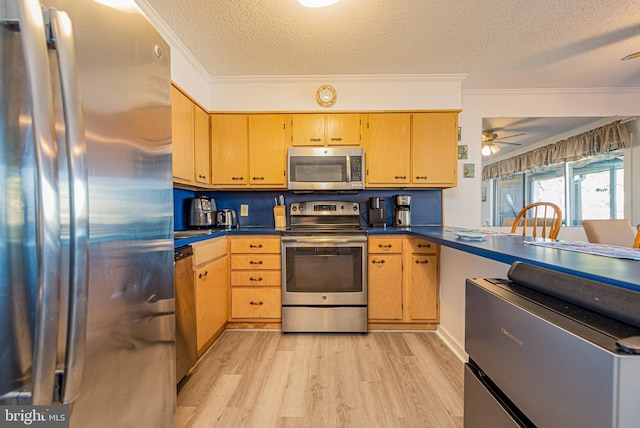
xmin=287 ymin=147 xmax=365 ymax=191
xmin=1 ymin=1 xmax=175 ymax=426
xmin=174 ymin=246 xmax=197 ymax=384
xmin=465 ymin=262 xmax=640 ymax=428
xmin=188 ymin=197 xmax=216 ymax=228
xmin=281 ymin=201 xmax=368 ymax=333
xmin=368 ymin=197 xmax=386 ymax=227
xmin=216 ymin=208 xmax=238 ymax=229
xmin=393 ymin=194 xmax=411 ymax=227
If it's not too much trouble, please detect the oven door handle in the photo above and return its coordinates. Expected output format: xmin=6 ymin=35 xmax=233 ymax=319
xmin=282 ymin=239 xmax=367 ymax=245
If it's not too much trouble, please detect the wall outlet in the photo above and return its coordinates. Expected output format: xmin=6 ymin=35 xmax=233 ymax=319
xmin=240 ymin=204 xmax=249 ymax=217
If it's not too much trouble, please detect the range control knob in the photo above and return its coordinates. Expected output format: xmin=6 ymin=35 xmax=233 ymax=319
xmin=352 ymin=204 xmax=358 ymax=211
xmin=299 ymin=203 xmax=305 ymax=211
xmin=341 ymin=205 xmax=345 ymax=210
xmin=292 ymin=205 xmax=297 ymax=212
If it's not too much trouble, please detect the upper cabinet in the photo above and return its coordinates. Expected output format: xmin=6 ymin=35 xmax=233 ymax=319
xmin=412 ymin=112 xmax=458 ymax=187
xmin=210 ymin=114 xmax=288 ymax=189
xmin=363 ymin=113 xmax=411 ymax=185
xmin=363 ymin=111 xmax=459 ymax=189
xmin=291 ymin=114 xmax=361 ymax=147
xmin=171 ymin=84 xmax=211 ymax=188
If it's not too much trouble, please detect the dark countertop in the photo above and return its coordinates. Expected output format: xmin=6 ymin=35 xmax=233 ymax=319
xmin=174 ymin=225 xmax=640 ymax=292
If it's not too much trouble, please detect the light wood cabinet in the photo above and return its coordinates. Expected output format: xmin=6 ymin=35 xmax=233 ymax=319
xmin=248 ymin=114 xmax=288 ymax=187
xmin=412 ymin=112 xmax=458 ymax=187
xmin=367 ymin=235 xmax=439 ymax=328
xmin=229 ymin=236 xmax=281 ymax=321
xmin=171 ymin=85 xmax=194 ymax=184
xmin=291 ymin=114 xmax=361 ymax=146
xmin=363 ymin=113 xmax=411 ymax=186
xmin=192 ymin=237 xmax=228 ymax=354
xmin=171 ymin=84 xmax=210 ymax=187
xmin=210 ymin=114 xmax=249 ymax=186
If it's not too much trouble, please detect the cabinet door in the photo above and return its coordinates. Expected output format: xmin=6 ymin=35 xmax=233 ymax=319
xmin=248 ymin=114 xmax=287 ymax=186
xmin=368 ymin=254 xmax=403 ymax=320
xmin=412 ymin=112 xmax=458 ymax=187
xmin=409 ymin=254 xmax=438 ymax=321
xmin=291 ymin=114 xmax=324 ymax=146
xmin=193 ymin=105 xmax=210 ymax=186
xmin=211 ymin=114 xmax=249 ymax=185
xmin=171 ymin=85 xmax=194 ymax=184
xmin=364 ymin=113 xmax=410 ymax=185
xmin=326 ymin=114 xmax=361 ymax=146
xmin=195 ymin=256 xmax=228 ymax=353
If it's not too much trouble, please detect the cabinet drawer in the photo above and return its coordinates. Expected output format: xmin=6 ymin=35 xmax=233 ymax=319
xmin=231 ymin=254 xmax=281 ymax=270
xmin=368 ymin=237 xmax=403 ymax=254
xmin=230 ymin=237 xmax=281 ymax=253
xmin=192 ymin=237 xmax=227 ymax=266
xmin=231 ymin=288 xmax=281 ymax=319
xmin=231 ymin=270 xmax=281 ymax=287
xmin=406 ymin=238 xmax=436 ymax=254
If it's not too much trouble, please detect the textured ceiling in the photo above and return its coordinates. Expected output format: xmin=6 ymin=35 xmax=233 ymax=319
xmin=140 ymin=0 xmax=640 ymax=89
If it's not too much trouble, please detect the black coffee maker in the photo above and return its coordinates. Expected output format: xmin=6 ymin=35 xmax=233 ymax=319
xmin=368 ymin=197 xmax=386 ymax=227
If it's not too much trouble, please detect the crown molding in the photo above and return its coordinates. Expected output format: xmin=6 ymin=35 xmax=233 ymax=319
xmin=464 ymin=87 xmax=640 ymax=96
xmin=210 ymin=74 xmax=468 ymax=85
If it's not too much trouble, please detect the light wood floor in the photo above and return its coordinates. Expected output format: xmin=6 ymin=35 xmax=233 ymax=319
xmin=177 ymin=331 xmax=464 ymax=428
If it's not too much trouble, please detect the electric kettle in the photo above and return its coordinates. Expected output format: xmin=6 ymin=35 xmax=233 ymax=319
xmin=216 ymin=209 xmax=238 ymax=229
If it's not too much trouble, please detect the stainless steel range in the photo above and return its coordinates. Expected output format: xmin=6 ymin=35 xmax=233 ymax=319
xmin=465 ymin=262 xmax=640 ymax=428
xmin=281 ymin=201 xmax=368 ymax=333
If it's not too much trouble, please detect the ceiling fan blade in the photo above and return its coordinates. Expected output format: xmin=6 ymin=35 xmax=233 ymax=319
xmin=495 ymin=141 xmax=521 ymax=146
xmin=496 ymin=132 xmax=525 ymax=140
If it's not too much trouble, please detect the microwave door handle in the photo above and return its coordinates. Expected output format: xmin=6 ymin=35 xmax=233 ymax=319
xmin=49 ymin=8 xmax=90 ymax=405
xmin=17 ymin=0 xmax=62 ymax=405
xmin=345 ymin=154 xmax=351 ymax=182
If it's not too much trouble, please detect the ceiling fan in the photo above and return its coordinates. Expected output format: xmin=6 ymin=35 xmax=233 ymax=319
xmin=481 ymin=129 xmax=525 ymax=156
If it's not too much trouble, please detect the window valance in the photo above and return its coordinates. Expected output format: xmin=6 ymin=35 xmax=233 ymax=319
xmin=482 ymin=120 xmax=630 ymax=180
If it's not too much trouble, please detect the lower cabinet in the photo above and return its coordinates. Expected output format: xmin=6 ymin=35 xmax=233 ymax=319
xmin=192 ymin=237 xmax=228 ymax=355
xmin=229 ymin=236 xmax=281 ymax=324
xmin=367 ymin=235 xmax=439 ymax=328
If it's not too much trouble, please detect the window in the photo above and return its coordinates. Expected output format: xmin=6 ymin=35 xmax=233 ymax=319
xmin=485 ymin=151 xmax=624 ymax=226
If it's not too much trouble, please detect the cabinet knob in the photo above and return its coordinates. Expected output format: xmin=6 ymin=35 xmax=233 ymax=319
xmin=394 ymin=175 xmax=407 ymax=180
xmin=415 ymin=260 xmax=429 ymax=264
xmin=249 ymin=277 xmax=263 ymax=282
xmin=371 ymin=259 xmax=386 ymax=265
xmin=252 ymin=176 xmax=265 ymax=181
xmin=198 ymin=271 xmax=208 ymax=278
xmin=249 ymin=301 xmax=264 ymax=306
xmin=249 ymin=244 xmax=263 ymax=249
xmin=415 ymin=176 xmax=428 ymax=180
xmin=249 ymin=260 xmax=263 ymax=265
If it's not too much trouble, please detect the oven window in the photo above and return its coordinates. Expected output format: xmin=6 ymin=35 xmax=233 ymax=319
xmin=285 ymin=247 xmax=362 ymax=293
xmin=290 ymin=156 xmax=346 ymax=182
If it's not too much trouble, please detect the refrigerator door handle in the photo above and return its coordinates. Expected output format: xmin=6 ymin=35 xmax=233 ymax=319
xmin=48 ymin=8 xmax=89 ymax=405
xmin=16 ymin=0 xmax=62 ymax=405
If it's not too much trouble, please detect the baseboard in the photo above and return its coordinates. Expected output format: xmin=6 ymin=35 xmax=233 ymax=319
xmin=436 ymin=326 xmax=468 ymax=363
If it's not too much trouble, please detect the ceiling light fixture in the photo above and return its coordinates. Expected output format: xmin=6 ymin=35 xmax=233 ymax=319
xmin=481 ymin=142 xmax=501 ymax=156
xmin=297 ymin=0 xmax=339 ymax=7
xmin=621 ymin=51 xmax=640 ymax=61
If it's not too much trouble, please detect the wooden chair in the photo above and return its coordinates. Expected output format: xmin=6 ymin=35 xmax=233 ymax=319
xmin=582 ymin=219 xmax=636 ymax=247
xmin=634 ymin=226 xmax=640 ymax=248
xmin=510 ymin=202 xmax=562 ymax=240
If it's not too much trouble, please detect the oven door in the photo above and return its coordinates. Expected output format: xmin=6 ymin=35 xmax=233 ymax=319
xmin=281 ymin=235 xmax=367 ymax=305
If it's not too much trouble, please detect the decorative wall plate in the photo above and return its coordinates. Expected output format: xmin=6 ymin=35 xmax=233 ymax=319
xmin=316 ymin=85 xmax=337 ymax=108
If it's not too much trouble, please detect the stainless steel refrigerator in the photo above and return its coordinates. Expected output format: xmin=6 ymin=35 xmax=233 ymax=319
xmin=1 ymin=0 xmax=176 ymax=427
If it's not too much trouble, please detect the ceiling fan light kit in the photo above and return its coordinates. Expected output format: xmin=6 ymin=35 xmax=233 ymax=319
xmin=297 ymin=0 xmax=339 ymax=7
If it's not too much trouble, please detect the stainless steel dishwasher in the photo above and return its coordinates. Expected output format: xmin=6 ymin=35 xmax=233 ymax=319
xmin=174 ymin=245 xmax=197 ymax=383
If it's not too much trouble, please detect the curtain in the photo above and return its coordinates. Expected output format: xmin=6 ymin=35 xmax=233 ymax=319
xmin=482 ymin=120 xmax=630 ymax=180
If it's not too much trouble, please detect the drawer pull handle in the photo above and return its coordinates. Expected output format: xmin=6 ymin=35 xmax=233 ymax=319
xmin=198 ymin=174 xmax=207 ymax=179
xmin=378 ymin=244 xmax=392 ymax=249
xmin=417 ymin=243 xmax=431 ymax=248
xmin=198 ymin=271 xmax=208 ymax=278
xmin=310 ymin=138 xmax=322 ymax=142
xmin=394 ymin=175 xmax=407 ymax=180
xmin=249 ymin=277 xmax=263 ymax=282
xmin=231 ymin=176 xmax=244 ymax=181
xmin=371 ymin=259 xmax=386 ymax=265
xmin=249 ymin=301 xmax=264 ymax=306
xmin=249 ymin=244 xmax=263 ymax=249
xmin=252 ymin=176 xmax=265 ymax=181
xmin=249 ymin=260 xmax=263 ymax=265
xmin=415 ymin=176 xmax=428 ymax=180
xmin=415 ymin=260 xmax=429 ymax=264
xmin=330 ymin=137 xmax=342 ymax=142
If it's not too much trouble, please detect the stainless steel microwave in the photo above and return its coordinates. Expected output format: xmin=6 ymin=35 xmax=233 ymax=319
xmin=287 ymin=147 xmax=365 ymax=191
